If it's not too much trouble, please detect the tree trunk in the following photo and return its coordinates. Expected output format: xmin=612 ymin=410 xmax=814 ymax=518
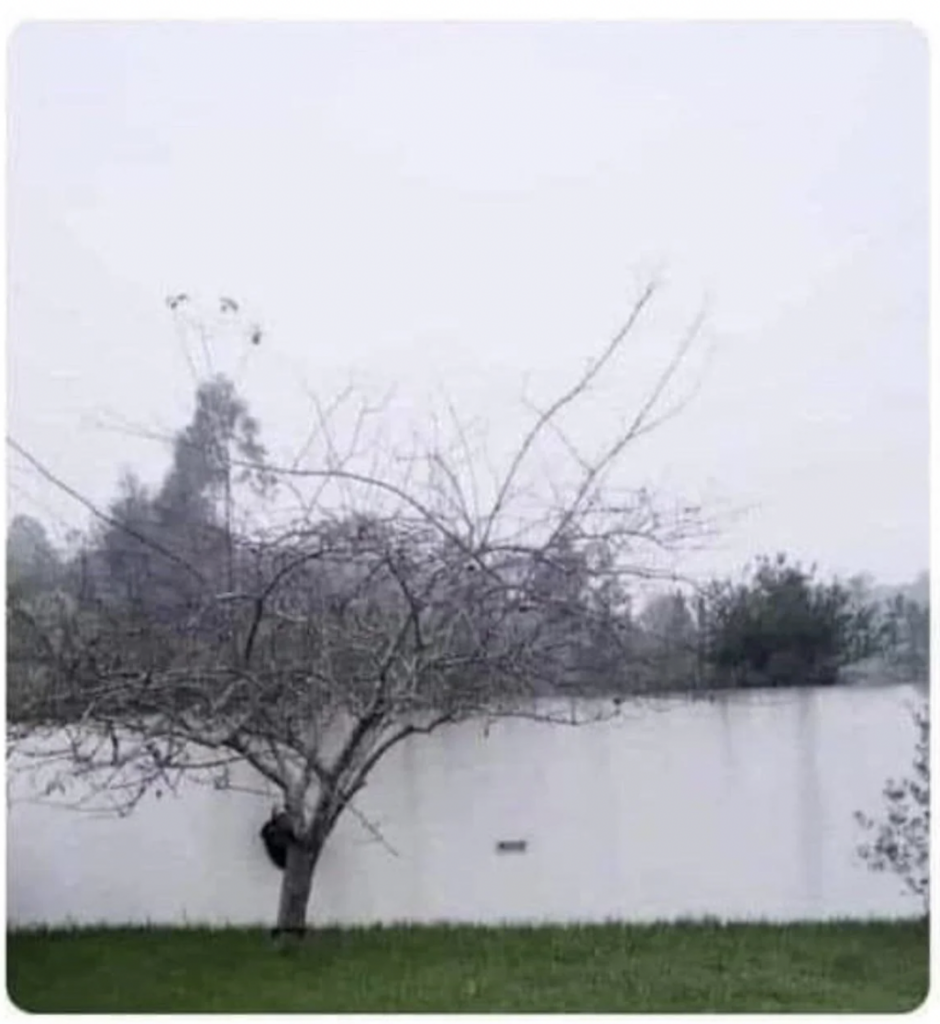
xmin=274 ymin=840 xmax=321 ymax=936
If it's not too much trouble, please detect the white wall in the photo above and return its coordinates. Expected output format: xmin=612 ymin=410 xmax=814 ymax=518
xmin=6 ymin=683 xmax=926 ymax=927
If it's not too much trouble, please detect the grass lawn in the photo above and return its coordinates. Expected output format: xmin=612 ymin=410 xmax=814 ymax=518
xmin=6 ymin=918 xmax=929 ymax=1013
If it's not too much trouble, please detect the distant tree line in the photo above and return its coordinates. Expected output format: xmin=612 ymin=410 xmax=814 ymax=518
xmin=628 ymin=556 xmax=928 ymax=692
xmin=9 ymin=509 xmax=927 ymax=703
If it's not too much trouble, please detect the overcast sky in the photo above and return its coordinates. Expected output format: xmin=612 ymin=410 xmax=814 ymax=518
xmin=7 ymin=21 xmax=928 ymax=586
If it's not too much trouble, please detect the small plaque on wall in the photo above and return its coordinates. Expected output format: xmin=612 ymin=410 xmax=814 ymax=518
xmin=496 ymin=839 xmax=527 ymax=853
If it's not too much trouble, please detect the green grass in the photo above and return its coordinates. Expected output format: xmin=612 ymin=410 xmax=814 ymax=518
xmin=6 ymin=918 xmax=929 ymax=1013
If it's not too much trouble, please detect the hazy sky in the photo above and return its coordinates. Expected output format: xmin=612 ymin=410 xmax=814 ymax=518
xmin=7 ymin=21 xmax=928 ymax=586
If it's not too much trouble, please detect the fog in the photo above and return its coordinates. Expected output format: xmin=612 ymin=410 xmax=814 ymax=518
xmin=7 ymin=21 xmax=928 ymax=586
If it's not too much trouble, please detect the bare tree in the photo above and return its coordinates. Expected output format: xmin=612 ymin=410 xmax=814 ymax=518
xmin=7 ymin=282 xmax=708 ymax=935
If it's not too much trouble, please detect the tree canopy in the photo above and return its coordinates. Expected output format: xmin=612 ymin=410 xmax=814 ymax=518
xmin=7 ymin=283 xmax=711 ymax=932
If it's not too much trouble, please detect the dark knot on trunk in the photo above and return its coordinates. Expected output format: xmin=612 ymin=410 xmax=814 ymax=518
xmin=260 ymin=808 xmax=295 ymax=870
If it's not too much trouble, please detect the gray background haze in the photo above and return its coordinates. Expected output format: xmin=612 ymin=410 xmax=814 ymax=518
xmin=7 ymin=21 xmax=929 ymax=586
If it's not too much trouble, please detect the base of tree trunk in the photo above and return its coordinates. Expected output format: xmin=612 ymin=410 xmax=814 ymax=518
xmin=270 ymin=926 xmax=308 ymax=951
xmin=274 ymin=841 xmax=319 ymax=940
